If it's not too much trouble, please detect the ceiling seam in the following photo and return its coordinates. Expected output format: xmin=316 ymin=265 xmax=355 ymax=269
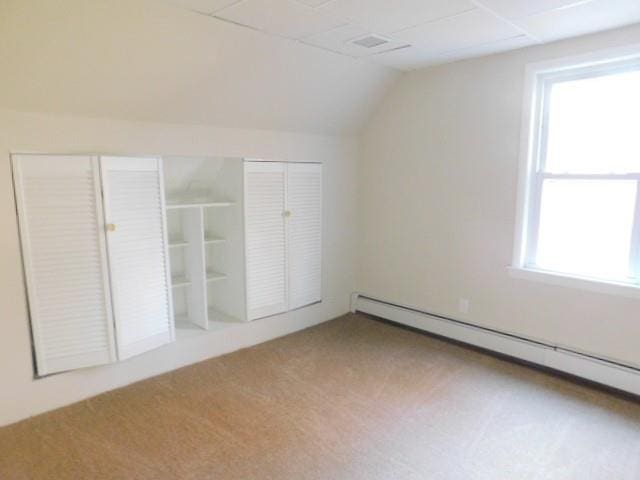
xmin=470 ymin=0 xmax=541 ymax=42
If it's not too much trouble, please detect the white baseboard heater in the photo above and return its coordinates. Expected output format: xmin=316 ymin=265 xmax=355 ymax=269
xmin=351 ymin=293 xmax=640 ymax=397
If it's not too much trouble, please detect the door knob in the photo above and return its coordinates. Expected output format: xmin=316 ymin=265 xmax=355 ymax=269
xmin=106 ymin=223 xmax=116 ymax=232
xmin=283 ymin=210 xmax=292 ymax=218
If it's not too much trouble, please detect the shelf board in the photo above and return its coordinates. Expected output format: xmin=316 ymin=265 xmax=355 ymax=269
xmin=202 ymin=202 xmax=234 ymax=208
xmin=166 ymin=200 xmax=234 ymax=210
xmin=169 ymin=240 xmax=189 ymax=248
xmin=171 ymin=275 xmax=191 ymax=288
xmin=208 ymin=308 xmax=243 ymax=327
xmin=204 ymin=236 xmax=226 ymax=245
xmin=206 ymin=270 xmax=226 ymax=282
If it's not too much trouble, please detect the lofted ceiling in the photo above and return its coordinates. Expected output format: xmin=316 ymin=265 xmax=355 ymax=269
xmin=166 ymin=0 xmax=640 ymax=70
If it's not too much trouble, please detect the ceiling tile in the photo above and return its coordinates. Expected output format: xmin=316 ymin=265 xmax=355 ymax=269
xmin=368 ymin=46 xmax=441 ymax=70
xmin=393 ymin=9 xmax=523 ymax=55
xmin=475 ymin=0 xmax=593 ymax=19
xmin=304 ymin=25 xmax=410 ymax=57
xmin=319 ymin=0 xmax=475 ymax=34
xmin=438 ymin=34 xmax=536 ymax=62
xmin=166 ymin=0 xmax=241 ymax=14
xmin=216 ymin=0 xmax=345 ymax=39
xmin=303 ymin=24 xmax=371 ymax=56
xmin=371 ymin=34 xmax=536 ymax=71
xmin=515 ymin=0 xmax=640 ymax=41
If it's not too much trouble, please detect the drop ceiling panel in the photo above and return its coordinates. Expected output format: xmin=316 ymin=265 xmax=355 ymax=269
xmin=515 ymin=0 xmax=640 ymax=41
xmin=369 ymin=46 xmax=441 ymax=70
xmin=394 ymin=9 xmax=524 ymax=55
xmin=438 ymin=34 xmax=536 ymax=63
xmin=302 ymin=24 xmax=370 ymax=56
xmin=319 ymin=0 xmax=476 ymax=34
xmin=476 ymin=0 xmax=593 ymax=20
xmin=160 ymin=0 xmax=640 ymax=71
xmin=370 ymin=35 xmax=535 ymax=70
xmin=304 ymin=25 xmax=409 ymax=57
xmin=216 ymin=0 xmax=345 ymax=39
xmin=166 ymin=0 xmax=241 ymax=14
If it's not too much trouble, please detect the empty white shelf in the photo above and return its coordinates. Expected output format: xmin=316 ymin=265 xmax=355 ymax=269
xmin=204 ymin=235 xmax=226 ymax=245
xmin=208 ymin=308 xmax=241 ymax=323
xmin=171 ymin=275 xmax=191 ymax=288
xmin=166 ymin=200 xmax=234 ymax=210
xmin=169 ymin=240 xmax=189 ymax=248
xmin=206 ymin=270 xmax=226 ymax=282
xmin=202 ymin=202 xmax=234 ymax=208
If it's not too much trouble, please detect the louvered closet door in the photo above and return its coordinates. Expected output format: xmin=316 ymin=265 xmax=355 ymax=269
xmin=244 ymin=161 xmax=288 ymax=320
xmin=287 ymin=163 xmax=322 ymax=310
xmin=12 ymin=155 xmax=116 ymax=376
xmin=101 ymin=157 xmax=174 ymax=360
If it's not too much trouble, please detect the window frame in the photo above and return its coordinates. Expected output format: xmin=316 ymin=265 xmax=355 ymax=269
xmin=511 ymin=44 xmax=640 ymax=299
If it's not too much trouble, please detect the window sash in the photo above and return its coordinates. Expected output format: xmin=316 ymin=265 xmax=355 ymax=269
xmin=526 ymin=174 xmax=640 ymax=285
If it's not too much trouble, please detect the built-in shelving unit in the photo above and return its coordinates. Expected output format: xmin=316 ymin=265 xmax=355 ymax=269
xmin=163 ymin=157 xmax=247 ymax=330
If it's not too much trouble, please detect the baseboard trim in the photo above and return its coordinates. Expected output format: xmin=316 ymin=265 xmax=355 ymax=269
xmin=353 ymin=293 xmax=640 ymax=397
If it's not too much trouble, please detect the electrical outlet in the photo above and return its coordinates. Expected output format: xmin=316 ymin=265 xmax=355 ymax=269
xmin=458 ymin=298 xmax=470 ymax=314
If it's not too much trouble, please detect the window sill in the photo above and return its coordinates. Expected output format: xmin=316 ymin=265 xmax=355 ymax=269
xmin=507 ymin=266 xmax=640 ymax=300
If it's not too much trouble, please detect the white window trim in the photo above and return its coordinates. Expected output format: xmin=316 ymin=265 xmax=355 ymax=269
xmin=511 ymin=43 xmax=640 ymax=298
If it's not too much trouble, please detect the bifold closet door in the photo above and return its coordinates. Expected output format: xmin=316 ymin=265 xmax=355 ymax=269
xmin=287 ymin=163 xmax=322 ymax=310
xmin=12 ymin=155 xmax=116 ymax=376
xmin=244 ymin=162 xmax=288 ymax=320
xmin=101 ymin=157 xmax=174 ymax=360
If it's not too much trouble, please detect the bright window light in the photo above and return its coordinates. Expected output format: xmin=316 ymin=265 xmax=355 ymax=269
xmin=545 ymin=69 xmax=640 ymax=174
xmin=516 ymin=56 xmax=640 ymax=287
xmin=536 ymin=179 xmax=636 ymax=281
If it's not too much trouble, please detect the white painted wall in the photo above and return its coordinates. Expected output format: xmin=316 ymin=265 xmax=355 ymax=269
xmin=0 ymin=0 xmax=397 ymax=135
xmin=359 ymin=23 xmax=640 ymax=370
xmin=0 ymin=109 xmax=358 ymax=426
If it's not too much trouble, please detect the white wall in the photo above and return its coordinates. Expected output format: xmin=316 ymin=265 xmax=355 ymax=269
xmin=0 ymin=0 xmax=397 ymax=135
xmin=0 ymin=108 xmax=358 ymax=426
xmin=359 ymin=24 xmax=640 ymax=369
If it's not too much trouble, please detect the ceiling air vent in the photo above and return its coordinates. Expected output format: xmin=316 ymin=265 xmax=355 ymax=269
xmin=350 ymin=34 xmax=390 ymax=49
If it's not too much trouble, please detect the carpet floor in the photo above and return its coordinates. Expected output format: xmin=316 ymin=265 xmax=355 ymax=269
xmin=1 ymin=313 xmax=640 ymax=479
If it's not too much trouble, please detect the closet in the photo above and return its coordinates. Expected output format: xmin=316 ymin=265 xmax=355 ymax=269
xmin=163 ymin=159 xmax=322 ymax=325
xmin=244 ymin=161 xmax=322 ymax=320
xmin=13 ymin=155 xmax=322 ymax=375
xmin=13 ymin=155 xmax=174 ymax=376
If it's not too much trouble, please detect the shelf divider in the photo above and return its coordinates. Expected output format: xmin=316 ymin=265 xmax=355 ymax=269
xmin=183 ymin=207 xmax=209 ymax=329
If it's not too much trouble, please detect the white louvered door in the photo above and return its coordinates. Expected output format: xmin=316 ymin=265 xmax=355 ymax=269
xmin=287 ymin=163 xmax=322 ymax=310
xmin=12 ymin=155 xmax=116 ymax=376
xmin=101 ymin=157 xmax=174 ymax=360
xmin=244 ymin=162 xmax=288 ymax=320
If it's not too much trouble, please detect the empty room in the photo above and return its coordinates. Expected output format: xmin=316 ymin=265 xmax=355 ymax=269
xmin=2 ymin=0 xmax=640 ymax=478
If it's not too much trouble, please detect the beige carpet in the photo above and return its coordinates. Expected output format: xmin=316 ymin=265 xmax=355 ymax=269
xmin=1 ymin=313 xmax=640 ymax=479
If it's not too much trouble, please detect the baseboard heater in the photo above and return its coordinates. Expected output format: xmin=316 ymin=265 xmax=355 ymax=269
xmin=351 ymin=293 xmax=640 ymax=397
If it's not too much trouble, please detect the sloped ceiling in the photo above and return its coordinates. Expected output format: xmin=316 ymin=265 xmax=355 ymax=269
xmin=0 ymin=0 xmax=398 ymax=135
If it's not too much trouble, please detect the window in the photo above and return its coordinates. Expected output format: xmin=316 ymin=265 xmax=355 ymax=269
xmin=512 ymin=47 xmax=640 ymax=295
